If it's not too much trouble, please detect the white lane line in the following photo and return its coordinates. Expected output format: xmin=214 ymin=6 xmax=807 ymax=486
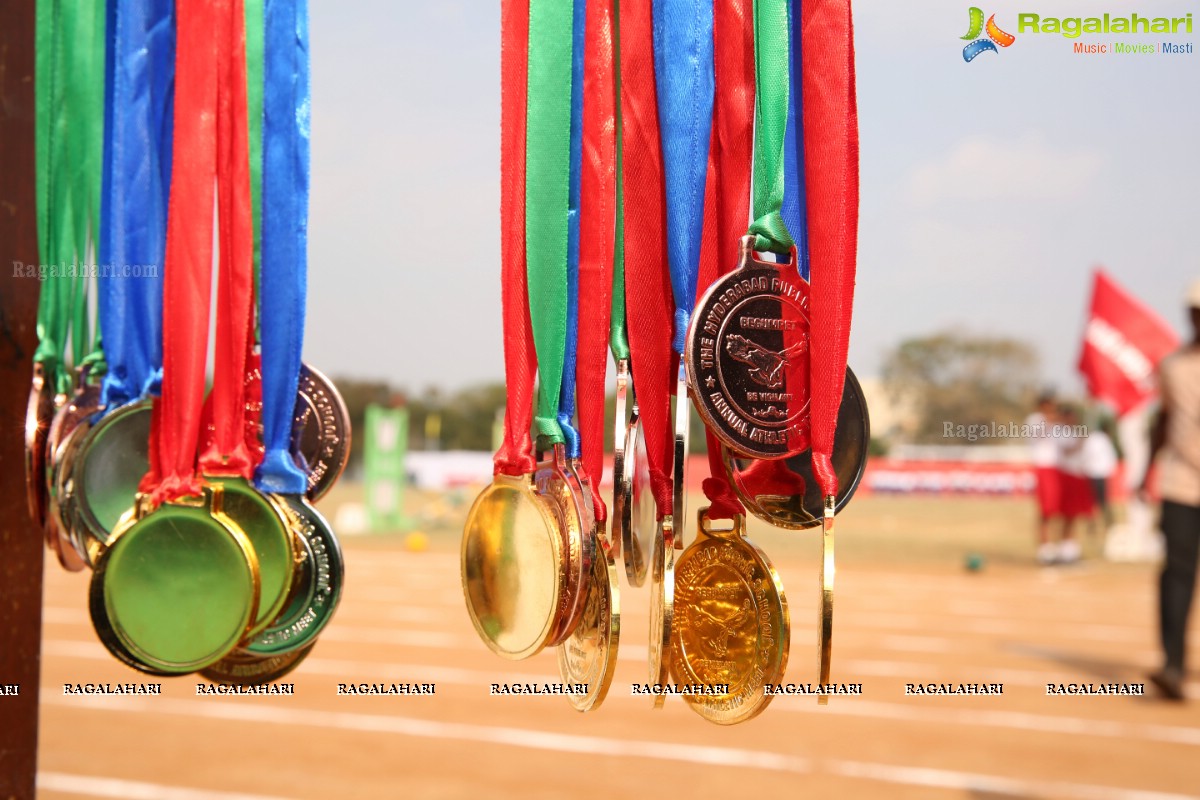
xmin=43 ymin=694 xmax=812 ymax=774
xmin=826 ymin=761 xmax=1199 ymax=800
xmin=41 ymin=695 xmax=1199 ymax=800
xmin=38 ymin=772 xmax=296 ymax=800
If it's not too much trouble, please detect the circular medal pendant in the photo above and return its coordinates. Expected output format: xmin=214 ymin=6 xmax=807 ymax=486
xmin=686 ymin=236 xmax=811 ymax=459
xmin=673 ymin=362 xmax=690 ymax=551
xmin=622 ymin=409 xmax=657 ymax=587
xmin=292 ymin=363 xmax=351 ymax=502
xmin=461 ymin=473 xmax=564 ymax=660
xmin=241 ymin=494 xmax=343 ymax=656
xmin=90 ymin=486 xmax=262 ymax=674
xmin=538 ymin=445 xmax=593 ymax=645
xmin=26 ymin=363 xmax=63 ymax=526
xmin=670 ymin=508 xmax=789 ymax=725
xmin=199 ymin=641 xmax=316 ymax=686
xmin=45 ymin=372 xmax=104 ymax=571
xmin=556 ymin=528 xmax=620 ymax=712
xmin=724 ymin=368 xmax=870 ymax=529
xmin=202 ymin=475 xmax=297 ymax=639
xmin=648 ymin=515 xmax=676 ymax=709
xmin=66 ymin=399 xmax=153 ymax=564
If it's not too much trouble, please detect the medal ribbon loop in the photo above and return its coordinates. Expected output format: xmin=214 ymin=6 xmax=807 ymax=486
xmin=149 ymin=0 xmax=258 ymax=504
xmin=577 ymin=0 xmax=619 ymax=521
xmin=494 ymin=0 xmax=538 ymax=477
xmin=254 ymin=0 xmax=311 ymax=495
xmin=99 ymin=0 xmax=174 ymax=410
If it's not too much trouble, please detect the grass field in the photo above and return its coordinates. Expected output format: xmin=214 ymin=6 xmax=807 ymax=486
xmin=35 ymin=489 xmax=1200 ymax=799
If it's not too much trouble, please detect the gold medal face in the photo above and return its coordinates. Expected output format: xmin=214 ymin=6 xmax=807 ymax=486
xmin=556 ymin=528 xmax=620 ymax=712
xmin=670 ymin=510 xmax=789 ymax=725
xmin=724 ymin=368 xmax=870 ymax=529
xmin=648 ymin=516 xmax=675 ymax=709
xmin=623 ymin=411 xmax=656 ymax=586
xmin=685 ymin=237 xmax=812 ymax=459
xmin=461 ymin=473 xmax=564 ymax=660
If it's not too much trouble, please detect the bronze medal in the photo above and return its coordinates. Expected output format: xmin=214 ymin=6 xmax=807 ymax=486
xmin=648 ymin=515 xmax=675 ymax=709
xmin=723 ymin=367 xmax=870 ymax=529
xmin=556 ymin=524 xmax=620 ymax=712
xmin=670 ymin=508 xmax=789 ymax=725
xmin=45 ymin=369 xmax=104 ymax=571
xmin=538 ymin=445 xmax=594 ymax=645
xmin=200 ymin=641 xmax=316 ymax=686
xmin=25 ymin=363 xmax=63 ymax=527
xmin=292 ymin=363 xmax=351 ymax=502
xmin=686 ymin=236 xmax=811 ymax=460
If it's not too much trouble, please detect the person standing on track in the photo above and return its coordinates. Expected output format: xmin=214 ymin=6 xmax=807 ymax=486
xmin=1028 ymin=393 xmax=1063 ymax=565
xmin=1140 ymin=281 xmax=1200 ymax=702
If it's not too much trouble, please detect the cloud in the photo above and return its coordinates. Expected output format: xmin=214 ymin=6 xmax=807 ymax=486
xmin=907 ymin=133 xmax=1105 ymax=206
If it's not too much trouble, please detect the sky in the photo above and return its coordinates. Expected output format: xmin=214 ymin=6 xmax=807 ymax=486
xmin=304 ymin=0 xmax=1200 ymax=397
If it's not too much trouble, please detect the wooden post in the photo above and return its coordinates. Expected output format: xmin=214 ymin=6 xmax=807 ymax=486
xmin=0 ymin=0 xmax=46 ymax=798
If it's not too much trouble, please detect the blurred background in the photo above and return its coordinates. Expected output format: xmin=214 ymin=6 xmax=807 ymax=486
xmin=37 ymin=1 xmax=1200 ymax=798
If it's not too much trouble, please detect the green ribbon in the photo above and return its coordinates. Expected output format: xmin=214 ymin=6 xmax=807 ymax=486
xmin=524 ymin=0 xmax=574 ymax=445
xmin=34 ymin=0 xmax=107 ymax=392
xmin=609 ymin=0 xmax=629 ymax=363
xmin=246 ymin=0 xmax=265 ymax=295
xmin=747 ymin=0 xmax=794 ymax=254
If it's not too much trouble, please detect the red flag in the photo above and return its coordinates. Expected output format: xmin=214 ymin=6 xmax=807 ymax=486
xmin=1078 ymin=268 xmax=1179 ymax=416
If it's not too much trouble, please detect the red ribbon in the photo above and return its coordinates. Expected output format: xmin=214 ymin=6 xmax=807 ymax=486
xmin=619 ymin=0 xmax=674 ymax=518
xmin=493 ymin=0 xmax=538 ymax=478
xmin=576 ymin=0 xmax=617 ymax=522
xmin=148 ymin=0 xmax=258 ymax=502
xmin=696 ymin=1 xmax=754 ymax=520
xmin=803 ymin=0 xmax=859 ymax=498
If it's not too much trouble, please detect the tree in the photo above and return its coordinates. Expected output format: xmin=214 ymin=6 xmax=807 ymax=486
xmin=881 ymin=331 xmax=1040 ymax=444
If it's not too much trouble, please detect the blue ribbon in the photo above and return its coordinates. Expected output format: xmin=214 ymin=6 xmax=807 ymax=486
xmin=781 ymin=0 xmax=810 ymax=280
xmin=254 ymin=0 xmax=311 ymax=494
xmin=556 ymin=0 xmax=586 ymax=460
xmin=99 ymin=0 xmax=174 ymax=410
xmin=652 ymin=0 xmax=714 ymax=353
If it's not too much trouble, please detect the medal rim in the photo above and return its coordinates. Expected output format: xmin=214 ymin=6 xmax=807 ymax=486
xmin=648 ymin=515 xmax=676 ymax=709
xmin=198 ymin=640 xmax=317 ymax=686
xmin=723 ymin=367 xmax=871 ymax=530
xmin=556 ymin=528 xmax=620 ymax=712
xmin=294 ymin=363 xmax=351 ymax=503
xmin=25 ymin=363 xmax=59 ymax=527
xmin=460 ymin=473 xmax=564 ymax=660
xmin=685 ymin=249 xmax=813 ymax=460
xmin=670 ymin=510 xmax=791 ymax=725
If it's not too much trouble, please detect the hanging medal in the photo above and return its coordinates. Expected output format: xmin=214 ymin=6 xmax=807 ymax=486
xmin=618 ymin=0 xmax=678 ymax=706
xmin=557 ymin=0 xmax=620 ymax=712
xmin=89 ymin=0 xmax=273 ymax=675
xmin=53 ymin=0 xmax=175 ymax=573
xmin=720 ymin=0 xmax=869 ymax=530
xmin=462 ymin=0 xmax=565 ymax=661
xmin=27 ymin=0 xmax=107 ymax=534
xmin=202 ymin=0 xmax=344 ymax=682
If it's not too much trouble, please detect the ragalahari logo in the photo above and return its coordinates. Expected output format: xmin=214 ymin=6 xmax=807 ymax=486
xmin=962 ymin=7 xmax=1016 ymax=61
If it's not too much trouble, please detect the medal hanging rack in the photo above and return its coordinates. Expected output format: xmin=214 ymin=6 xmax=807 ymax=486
xmin=26 ymin=0 xmax=351 ymax=686
xmin=464 ymin=0 xmax=868 ymax=722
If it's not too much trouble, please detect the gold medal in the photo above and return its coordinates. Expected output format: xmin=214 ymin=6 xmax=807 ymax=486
xmin=462 ymin=473 xmax=565 ymax=660
xmin=620 ymin=407 xmax=657 ymax=587
xmin=610 ymin=359 xmax=632 ymax=564
xmin=556 ymin=522 xmax=620 ymax=711
xmin=673 ymin=361 xmax=690 ymax=551
xmin=670 ymin=508 xmax=789 ymax=725
xmin=647 ymin=515 xmax=675 ymax=709
xmin=723 ymin=367 xmax=870 ymax=529
xmin=817 ymin=496 xmax=835 ymax=706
